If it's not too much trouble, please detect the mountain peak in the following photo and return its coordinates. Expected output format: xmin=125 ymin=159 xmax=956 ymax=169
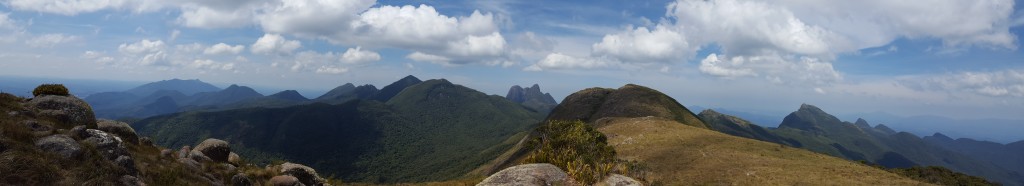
xmin=930 ymin=132 xmax=954 ymax=141
xmin=699 ymin=109 xmax=723 ymax=116
xmin=779 ymin=104 xmax=841 ymax=132
xmin=269 ymin=90 xmax=308 ymax=101
xmin=874 ymin=124 xmax=897 ymax=135
xmin=372 ymin=75 xmax=424 ymax=102
xmin=546 ymin=83 xmax=707 ymax=129
xmin=854 ymin=118 xmax=871 ymax=129
xmin=126 ymin=78 xmax=220 ymax=96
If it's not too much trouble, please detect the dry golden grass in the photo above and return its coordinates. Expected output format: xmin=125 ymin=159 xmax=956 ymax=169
xmin=596 ymin=117 xmax=932 ymax=186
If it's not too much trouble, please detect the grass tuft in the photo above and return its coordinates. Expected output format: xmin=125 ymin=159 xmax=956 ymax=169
xmin=32 ymin=84 xmax=69 ymax=97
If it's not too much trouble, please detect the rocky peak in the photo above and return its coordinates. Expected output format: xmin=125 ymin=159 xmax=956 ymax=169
xmin=854 ymin=118 xmax=871 ymax=129
xmin=930 ymin=132 xmax=955 ymax=141
xmin=779 ymin=104 xmax=841 ymax=132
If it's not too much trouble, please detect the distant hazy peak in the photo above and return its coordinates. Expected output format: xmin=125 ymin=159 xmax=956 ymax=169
xmin=874 ymin=124 xmax=897 ymax=135
xmin=373 ymin=75 xmax=424 ymax=102
xmin=126 ymin=78 xmax=220 ymax=96
xmin=779 ymin=103 xmax=843 ymax=132
xmin=698 ymin=109 xmax=722 ymax=116
xmin=854 ymin=118 xmax=871 ymax=128
xmin=399 ymin=75 xmax=421 ymax=82
xmin=506 ymin=83 xmax=556 ymax=105
xmin=269 ymin=90 xmax=308 ymax=101
xmin=930 ymin=132 xmax=954 ymax=141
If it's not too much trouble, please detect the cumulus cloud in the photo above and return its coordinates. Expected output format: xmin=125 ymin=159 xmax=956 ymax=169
xmin=340 ymin=46 xmax=380 ymax=64
xmin=285 ymin=50 xmax=371 ymax=74
xmin=204 ymin=43 xmax=245 ymax=55
xmin=26 ymin=33 xmax=79 ymax=48
xmin=250 ymin=34 xmax=301 ymax=55
xmin=188 ymin=59 xmax=235 ymax=71
xmin=699 ymin=53 xmax=841 ymax=85
xmin=899 ymin=70 xmax=1024 ymax=97
xmin=524 ymin=53 xmax=616 ymax=71
xmin=5 ymin=0 xmax=130 ymax=15
xmin=527 ymin=0 xmax=1017 ymax=86
xmin=258 ymin=0 xmax=374 ymax=36
xmin=119 ymin=39 xmax=165 ymax=54
xmin=592 ymin=25 xmax=691 ymax=63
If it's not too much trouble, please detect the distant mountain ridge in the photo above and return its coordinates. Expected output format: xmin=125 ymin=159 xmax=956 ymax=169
xmin=125 ymin=78 xmax=220 ymax=96
xmin=505 ymin=84 xmax=557 ymax=114
xmin=700 ymin=104 xmax=1024 ymax=185
xmin=133 ymin=78 xmax=544 ymax=183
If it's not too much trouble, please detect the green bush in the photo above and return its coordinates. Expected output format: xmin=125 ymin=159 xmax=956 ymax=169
xmin=524 ymin=120 xmax=616 ymax=184
xmin=32 ymin=84 xmax=69 ymax=97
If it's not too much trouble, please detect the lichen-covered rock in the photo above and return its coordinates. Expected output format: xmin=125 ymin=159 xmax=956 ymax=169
xmin=82 ymin=129 xmax=128 ymax=161
xmin=269 ymin=175 xmax=303 ymax=186
xmin=22 ymin=120 xmax=52 ymax=137
xmin=68 ymin=125 xmax=87 ymax=139
xmin=26 ymin=95 xmax=97 ymax=129
xmin=97 ymin=119 xmax=139 ymax=144
xmin=598 ymin=174 xmax=642 ymax=186
xmin=231 ymin=173 xmax=253 ymax=186
xmin=280 ymin=162 xmax=325 ymax=186
xmin=193 ymin=138 xmax=230 ymax=163
xmin=34 ymin=134 xmax=82 ymax=159
xmin=477 ymin=163 xmax=575 ymax=186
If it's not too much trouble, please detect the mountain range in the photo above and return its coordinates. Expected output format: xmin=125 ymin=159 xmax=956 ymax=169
xmin=700 ymin=104 xmax=1024 ymax=185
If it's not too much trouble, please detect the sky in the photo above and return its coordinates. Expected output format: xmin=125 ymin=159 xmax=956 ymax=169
xmin=1 ymin=0 xmax=1024 ymax=121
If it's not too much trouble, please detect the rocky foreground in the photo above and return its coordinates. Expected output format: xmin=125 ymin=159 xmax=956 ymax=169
xmin=0 ymin=90 xmax=337 ymax=185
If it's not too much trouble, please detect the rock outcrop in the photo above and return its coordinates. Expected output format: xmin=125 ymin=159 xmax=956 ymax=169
xmin=192 ymin=138 xmax=230 ymax=163
xmin=26 ymin=95 xmax=97 ymax=129
xmin=280 ymin=162 xmax=327 ymax=186
xmin=477 ymin=163 xmax=576 ymax=186
xmin=97 ymin=119 xmax=140 ymax=144
xmin=34 ymin=134 xmax=82 ymax=159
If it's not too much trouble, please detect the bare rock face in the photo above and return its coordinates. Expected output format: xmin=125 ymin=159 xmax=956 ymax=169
xmin=599 ymin=174 xmax=642 ymax=186
xmin=34 ymin=134 xmax=82 ymax=159
xmin=192 ymin=138 xmax=231 ymax=163
xmin=82 ymin=129 xmax=128 ymax=161
xmin=477 ymin=163 xmax=576 ymax=186
xmin=269 ymin=175 xmax=303 ymax=186
xmin=97 ymin=119 xmax=140 ymax=144
xmin=26 ymin=95 xmax=97 ymax=129
xmin=228 ymin=152 xmax=242 ymax=166
xmin=280 ymin=162 xmax=326 ymax=186
xmin=231 ymin=173 xmax=254 ymax=186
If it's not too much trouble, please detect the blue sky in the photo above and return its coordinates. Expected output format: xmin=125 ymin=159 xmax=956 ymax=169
xmin=2 ymin=0 xmax=1024 ymax=121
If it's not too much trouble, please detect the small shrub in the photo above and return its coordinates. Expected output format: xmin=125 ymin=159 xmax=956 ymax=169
xmin=32 ymin=84 xmax=69 ymax=97
xmin=524 ymin=120 xmax=616 ymax=184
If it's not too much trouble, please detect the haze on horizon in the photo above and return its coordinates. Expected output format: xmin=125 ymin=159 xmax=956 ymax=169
xmin=1 ymin=0 xmax=1023 ymax=123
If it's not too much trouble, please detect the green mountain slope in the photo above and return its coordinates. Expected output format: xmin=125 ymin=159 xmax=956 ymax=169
xmin=545 ymin=84 xmax=707 ymax=129
xmin=132 ymin=79 xmax=543 ymax=183
xmin=372 ymin=75 xmax=422 ymax=102
xmin=703 ymin=104 xmax=1022 ymax=185
xmin=124 ymin=78 xmax=220 ymax=96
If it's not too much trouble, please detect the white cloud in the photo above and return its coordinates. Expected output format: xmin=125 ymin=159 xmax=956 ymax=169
xmin=407 ymin=52 xmax=451 ymax=64
xmin=178 ymin=3 xmax=259 ymax=29
xmin=524 ymin=53 xmax=616 ymax=71
xmin=5 ymin=0 xmax=130 ymax=15
xmin=316 ymin=66 xmax=348 ymax=74
xmin=26 ymin=34 xmax=79 ymax=48
xmin=188 ymin=59 xmax=235 ymax=71
xmin=168 ymin=29 xmax=181 ymax=42
xmin=118 ymin=39 xmax=165 ymax=54
xmin=899 ymin=70 xmax=1024 ymax=97
xmin=340 ymin=46 xmax=380 ymax=64
xmin=204 ymin=43 xmax=245 ymax=55
xmin=698 ymin=52 xmax=841 ymax=85
xmin=592 ymin=25 xmax=692 ymax=63
xmin=250 ymin=34 xmax=301 ymax=55
xmin=285 ymin=50 xmax=363 ymax=74
xmin=258 ymin=0 xmax=373 ymax=37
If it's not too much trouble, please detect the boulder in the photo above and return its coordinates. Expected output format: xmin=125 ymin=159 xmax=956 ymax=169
xmin=231 ymin=173 xmax=253 ymax=186
xmin=190 ymin=151 xmax=212 ymax=163
xmin=82 ymin=129 xmax=128 ymax=160
xmin=119 ymin=175 xmax=145 ymax=186
xmin=26 ymin=95 xmax=97 ymax=129
xmin=177 ymin=158 xmax=201 ymax=171
xmin=97 ymin=120 xmax=139 ymax=144
xmin=34 ymin=134 xmax=82 ymax=159
xmin=193 ymin=138 xmax=230 ymax=163
xmin=177 ymin=146 xmax=191 ymax=159
xmin=140 ymin=137 xmax=153 ymax=146
xmin=159 ymin=149 xmax=173 ymax=158
xmin=269 ymin=175 xmax=303 ymax=186
xmin=599 ymin=174 xmax=642 ymax=186
xmin=280 ymin=162 xmax=325 ymax=186
xmin=477 ymin=163 xmax=575 ymax=186
xmin=228 ymin=152 xmax=242 ymax=166
xmin=68 ymin=125 xmax=87 ymax=139
xmin=115 ymin=155 xmax=139 ymax=176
